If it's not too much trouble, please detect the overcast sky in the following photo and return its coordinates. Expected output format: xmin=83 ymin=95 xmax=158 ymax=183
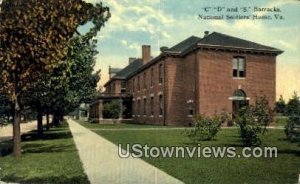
xmin=83 ymin=0 xmax=300 ymax=100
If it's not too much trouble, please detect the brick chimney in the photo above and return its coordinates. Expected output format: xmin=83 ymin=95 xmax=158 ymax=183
xmin=129 ymin=57 xmax=136 ymax=65
xmin=204 ymin=31 xmax=209 ymax=37
xmin=142 ymin=45 xmax=151 ymax=65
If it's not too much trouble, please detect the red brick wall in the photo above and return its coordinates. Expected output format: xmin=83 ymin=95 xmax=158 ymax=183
xmin=129 ymin=61 xmax=165 ymax=125
xmin=164 ymin=53 xmax=201 ymax=126
xmin=100 ymin=49 xmax=276 ymax=126
xmin=198 ymin=50 xmax=276 ymax=116
xmin=106 ymin=80 xmax=122 ymax=93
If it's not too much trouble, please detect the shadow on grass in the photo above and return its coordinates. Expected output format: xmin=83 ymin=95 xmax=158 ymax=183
xmin=21 ymin=130 xmax=72 ymax=142
xmin=0 ymin=140 xmax=13 ymax=157
xmin=277 ymin=149 xmax=300 ymax=156
xmin=2 ymin=174 xmax=88 ymax=184
xmin=22 ymin=142 xmax=76 ymax=153
xmin=0 ymin=124 xmax=73 ymax=157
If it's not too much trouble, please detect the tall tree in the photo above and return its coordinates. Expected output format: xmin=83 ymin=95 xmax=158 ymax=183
xmin=0 ymin=0 xmax=110 ymax=157
xmin=50 ymin=35 xmax=101 ymax=125
xmin=275 ymin=95 xmax=286 ymax=114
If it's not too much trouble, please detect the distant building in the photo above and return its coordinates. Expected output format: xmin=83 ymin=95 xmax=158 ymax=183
xmin=89 ymin=31 xmax=283 ymax=126
xmin=71 ymin=103 xmax=89 ymax=121
xmin=108 ymin=66 xmax=122 ymax=79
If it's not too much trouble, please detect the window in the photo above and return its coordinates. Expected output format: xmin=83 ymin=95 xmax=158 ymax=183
xmin=132 ymin=101 xmax=135 ymax=115
xmin=121 ymin=81 xmax=126 ymax=93
xmin=137 ymin=100 xmax=140 ymax=115
xmin=132 ymin=79 xmax=135 ymax=92
xmin=159 ymin=64 xmax=163 ymax=84
xmin=143 ymin=98 xmax=147 ymax=115
xmin=150 ymin=97 xmax=154 ymax=116
xmin=121 ymin=81 xmax=126 ymax=89
xmin=232 ymin=57 xmax=246 ymax=78
xmin=112 ymin=83 xmax=116 ymax=92
xmin=137 ymin=76 xmax=140 ymax=91
xmin=143 ymin=72 xmax=147 ymax=89
xmin=150 ymin=68 xmax=154 ymax=87
xmin=187 ymin=101 xmax=194 ymax=116
xmin=159 ymin=94 xmax=163 ymax=116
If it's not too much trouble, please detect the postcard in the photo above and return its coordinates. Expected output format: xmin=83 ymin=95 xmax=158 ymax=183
xmin=0 ymin=0 xmax=299 ymax=183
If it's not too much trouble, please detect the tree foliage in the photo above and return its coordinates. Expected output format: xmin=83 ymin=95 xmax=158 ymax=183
xmin=275 ymin=95 xmax=286 ymax=114
xmin=285 ymin=92 xmax=300 ymax=142
xmin=185 ymin=112 xmax=230 ymax=143
xmin=0 ymin=91 xmax=11 ymax=122
xmin=0 ymin=0 xmax=110 ymax=157
xmin=235 ymin=96 xmax=273 ymax=146
xmin=103 ymin=100 xmax=123 ymax=119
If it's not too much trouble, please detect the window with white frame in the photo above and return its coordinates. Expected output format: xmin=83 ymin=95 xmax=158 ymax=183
xmin=232 ymin=57 xmax=246 ymax=78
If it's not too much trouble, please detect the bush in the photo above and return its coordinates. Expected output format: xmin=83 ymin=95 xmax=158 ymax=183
xmin=103 ymin=100 xmax=125 ymax=119
xmin=275 ymin=95 xmax=286 ymax=114
xmin=235 ymin=96 xmax=273 ymax=146
xmin=284 ymin=92 xmax=300 ymax=142
xmin=185 ymin=114 xmax=227 ymax=143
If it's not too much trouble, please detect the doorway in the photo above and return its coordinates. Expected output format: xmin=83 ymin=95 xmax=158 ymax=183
xmin=231 ymin=89 xmax=249 ymax=116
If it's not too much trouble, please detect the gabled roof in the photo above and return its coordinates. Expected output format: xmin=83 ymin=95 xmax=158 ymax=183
xmin=106 ymin=31 xmax=283 ymax=84
xmin=114 ymin=59 xmax=143 ymax=79
xmin=198 ymin=32 xmax=283 ymax=53
xmin=166 ymin=36 xmax=201 ymax=54
xmin=104 ymin=59 xmax=142 ymax=86
xmin=109 ymin=67 xmax=122 ymax=74
xmin=163 ymin=32 xmax=283 ymax=56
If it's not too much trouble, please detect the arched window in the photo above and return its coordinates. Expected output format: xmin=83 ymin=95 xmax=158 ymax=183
xmin=232 ymin=89 xmax=247 ymax=100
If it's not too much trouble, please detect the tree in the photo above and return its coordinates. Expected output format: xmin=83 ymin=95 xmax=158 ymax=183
xmin=25 ymin=31 xmax=102 ymax=135
xmin=103 ymin=100 xmax=124 ymax=121
xmin=0 ymin=0 xmax=110 ymax=157
xmin=235 ymin=96 xmax=273 ymax=146
xmin=285 ymin=92 xmax=300 ymax=142
xmin=50 ymin=35 xmax=101 ymax=125
xmin=275 ymin=95 xmax=286 ymax=114
xmin=184 ymin=114 xmax=228 ymax=143
xmin=0 ymin=91 xmax=11 ymax=123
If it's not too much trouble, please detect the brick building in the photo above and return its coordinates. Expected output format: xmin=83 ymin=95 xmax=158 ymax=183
xmin=89 ymin=31 xmax=283 ymax=126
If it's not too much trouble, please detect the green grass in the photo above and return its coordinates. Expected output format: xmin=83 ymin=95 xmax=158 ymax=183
xmin=0 ymin=121 xmax=89 ymax=184
xmin=77 ymin=120 xmax=165 ymax=129
xmin=80 ymin=121 xmax=300 ymax=184
xmin=275 ymin=116 xmax=288 ymax=127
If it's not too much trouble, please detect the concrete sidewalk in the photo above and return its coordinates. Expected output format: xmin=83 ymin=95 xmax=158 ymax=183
xmin=67 ymin=119 xmax=183 ymax=184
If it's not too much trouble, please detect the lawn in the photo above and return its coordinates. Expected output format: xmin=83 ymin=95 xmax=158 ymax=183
xmin=77 ymin=120 xmax=166 ymax=129
xmin=79 ymin=120 xmax=300 ymax=184
xmin=275 ymin=116 xmax=289 ymax=127
xmin=0 ymin=121 xmax=89 ymax=184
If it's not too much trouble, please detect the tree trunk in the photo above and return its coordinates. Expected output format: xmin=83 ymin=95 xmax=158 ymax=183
xmin=76 ymin=108 xmax=79 ymax=120
xmin=13 ymin=96 xmax=21 ymax=157
xmin=46 ymin=110 xmax=50 ymax=131
xmin=37 ymin=107 xmax=43 ymax=138
xmin=59 ymin=111 xmax=64 ymax=121
xmin=52 ymin=111 xmax=60 ymax=126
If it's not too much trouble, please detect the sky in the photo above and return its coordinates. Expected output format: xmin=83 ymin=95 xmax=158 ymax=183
xmin=82 ymin=0 xmax=300 ymax=100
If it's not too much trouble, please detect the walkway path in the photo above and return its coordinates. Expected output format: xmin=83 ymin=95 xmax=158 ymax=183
xmin=67 ymin=119 xmax=183 ymax=184
xmin=0 ymin=121 xmax=38 ymax=142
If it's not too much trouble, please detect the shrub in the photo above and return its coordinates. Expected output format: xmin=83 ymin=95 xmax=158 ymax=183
xmin=275 ymin=95 xmax=286 ymax=114
xmin=185 ymin=114 xmax=227 ymax=143
xmin=103 ymin=100 xmax=126 ymax=120
xmin=235 ymin=96 xmax=273 ymax=146
xmin=284 ymin=92 xmax=300 ymax=142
